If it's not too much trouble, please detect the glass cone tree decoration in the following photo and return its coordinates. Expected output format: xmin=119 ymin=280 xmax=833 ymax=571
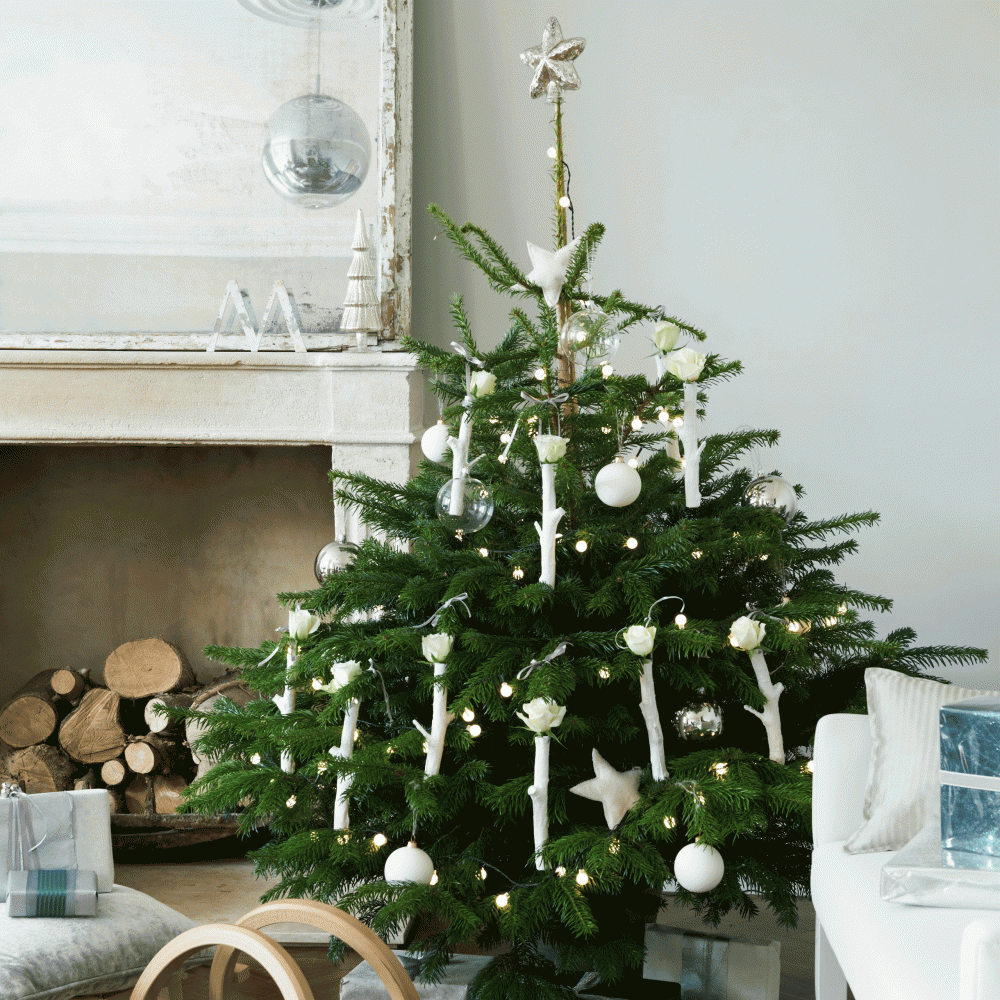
xmin=176 ymin=17 xmax=986 ymax=1000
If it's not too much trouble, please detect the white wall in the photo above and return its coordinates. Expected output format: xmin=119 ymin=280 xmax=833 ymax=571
xmin=412 ymin=1 xmax=999 ymax=684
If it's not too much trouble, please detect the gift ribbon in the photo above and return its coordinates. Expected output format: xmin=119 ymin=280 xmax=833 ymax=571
xmin=520 ymin=390 xmax=570 ymax=436
xmin=2 ymin=784 xmax=50 ymax=874
xmin=414 ymin=592 xmax=471 ymax=628
xmin=939 ymin=769 xmax=1000 ymax=792
xmin=516 ymin=641 xmax=570 ymax=681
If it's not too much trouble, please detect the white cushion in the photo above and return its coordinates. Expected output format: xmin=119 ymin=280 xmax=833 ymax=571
xmin=844 ymin=667 xmax=1000 ymax=854
xmin=0 ymin=884 xmax=205 ymax=1000
xmin=812 ymin=841 xmax=999 ymax=1000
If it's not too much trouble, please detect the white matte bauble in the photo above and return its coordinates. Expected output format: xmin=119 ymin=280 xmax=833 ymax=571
xmin=744 ymin=475 xmax=797 ymax=521
xmin=594 ymin=457 xmax=641 ymax=507
xmin=421 ymin=421 xmax=451 ymax=463
xmin=673 ymin=842 xmax=725 ymax=893
xmin=384 ymin=841 xmax=435 ymax=885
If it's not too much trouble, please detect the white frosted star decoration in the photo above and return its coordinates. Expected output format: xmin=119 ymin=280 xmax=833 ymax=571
xmin=520 ymin=17 xmax=586 ymax=102
xmin=525 ymin=237 xmax=581 ymax=308
xmin=570 ymin=749 xmax=642 ymax=828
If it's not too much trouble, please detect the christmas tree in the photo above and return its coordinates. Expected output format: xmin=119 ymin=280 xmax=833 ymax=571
xmin=176 ymin=18 xmax=986 ymax=1000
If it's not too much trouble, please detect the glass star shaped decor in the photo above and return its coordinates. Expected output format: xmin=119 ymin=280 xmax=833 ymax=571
xmin=520 ymin=17 xmax=585 ymax=103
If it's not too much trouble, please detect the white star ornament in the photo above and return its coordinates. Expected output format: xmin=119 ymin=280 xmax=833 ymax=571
xmin=525 ymin=238 xmax=581 ymax=309
xmin=570 ymin=748 xmax=643 ymax=828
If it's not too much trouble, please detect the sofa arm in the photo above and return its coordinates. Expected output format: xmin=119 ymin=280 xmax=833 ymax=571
xmin=812 ymin=713 xmax=872 ymax=848
xmin=960 ymin=920 xmax=1000 ymax=1000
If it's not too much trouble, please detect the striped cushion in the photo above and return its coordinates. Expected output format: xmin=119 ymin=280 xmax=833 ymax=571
xmin=844 ymin=668 xmax=1000 ymax=854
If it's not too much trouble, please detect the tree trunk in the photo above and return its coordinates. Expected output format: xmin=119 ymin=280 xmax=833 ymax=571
xmin=59 ymin=687 xmax=127 ymax=764
xmin=0 ymin=669 xmax=67 ymax=748
xmin=104 ymin=638 xmax=195 ymax=699
xmin=7 ymin=743 xmax=75 ymax=793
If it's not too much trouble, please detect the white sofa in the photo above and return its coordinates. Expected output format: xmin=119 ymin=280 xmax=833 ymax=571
xmin=811 ymin=713 xmax=1000 ymax=1000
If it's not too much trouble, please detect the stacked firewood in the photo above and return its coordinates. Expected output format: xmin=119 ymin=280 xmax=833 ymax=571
xmin=0 ymin=638 xmax=251 ymax=814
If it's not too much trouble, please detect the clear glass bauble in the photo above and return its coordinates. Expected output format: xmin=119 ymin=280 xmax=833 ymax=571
xmin=563 ymin=303 xmax=620 ymax=361
xmin=673 ymin=699 xmax=724 ymax=740
xmin=314 ymin=540 xmax=358 ymax=582
xmin=744 ymin=474 xmax=798 ymax=521
xmin=262 ymin=94 xmax=371 ymax=208
xmin=435 ymin=477 xmax=494 ymax=532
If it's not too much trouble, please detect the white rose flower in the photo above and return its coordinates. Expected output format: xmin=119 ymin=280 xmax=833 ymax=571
xmin=422 ymin=633 xmax=453 ymax=663
xmin=534 ymin=434 xmax=567 ymax=464
xmin=331 ymin=660 xmax=363 ymax=690
xmin=516 ymin=698 xmax=567 ymax=734
xmin=288 ymin=609 xmax=321 ymax=640
xmin=729 ymin=616 xmax=766 ymax=651
xmin=470 ymin=370 xmax=497 ymax=397
xmin=664 ymin=347 xmax=707 ymax=382
xmin=624 ymin=624 xmax=657 ymax=657
xmin=652 ymin=321 xmax=681 ymax=353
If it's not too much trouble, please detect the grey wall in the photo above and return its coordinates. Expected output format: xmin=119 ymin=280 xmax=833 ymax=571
xmin=412 ymin=0 xmax=999 ymax=686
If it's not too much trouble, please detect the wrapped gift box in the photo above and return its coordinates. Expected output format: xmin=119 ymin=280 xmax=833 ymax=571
xmin=7 ymin=869 xmax=98 ymax=917
xmin=940 ymin=696 xmax=1000 ymax=865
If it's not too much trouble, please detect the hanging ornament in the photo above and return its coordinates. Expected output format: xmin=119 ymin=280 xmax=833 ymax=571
xmin=744 ymin=475 xmax=798 ymax=522
xmin=421 ymin=421 xmax=452 ymax=463
xmin=563 ymin=303 xmax=619 ymax=361
xmin=673 ymin=698 xmax=724 ymax=740
xmin=520 ymin=16 xmax=586 ymax=103
xmin=595 ymin=456 xmax=641 ymax=507
xmin=435 ymin=477 xmax=494 ymax=532
xmin=314 ymin=540 xmax=357 ymax=582
xmin=384 ymin=839 xmax=435 ymax=885
xmin=569 ymin=749 xmax=642 ymax=828
xmin=674 ymin=842 xmax=725 ymax=893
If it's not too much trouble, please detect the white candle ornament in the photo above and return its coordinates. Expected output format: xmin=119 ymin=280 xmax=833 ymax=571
xmin=729 ymin=616 xmax=785 ymax=765
xmin=517 ymin=697 xmax=566 ymax=870
xmin=272 ymin=607 xmax=321 ymax=773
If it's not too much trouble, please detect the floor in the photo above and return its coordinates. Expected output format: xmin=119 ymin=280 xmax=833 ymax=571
xmin=103 ymin=860 xmax=833 ymax=999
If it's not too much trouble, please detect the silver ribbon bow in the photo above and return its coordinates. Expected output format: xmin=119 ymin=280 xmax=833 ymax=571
xmin=450 ymin=342 xmax=485 ymax=368
xmin=414 ymin=592 xmax=471 ymax=629
xmin=516 ymin=641 xmax=570 ymax=680
xmin=520 ymin=390 xmax=570 ymax=435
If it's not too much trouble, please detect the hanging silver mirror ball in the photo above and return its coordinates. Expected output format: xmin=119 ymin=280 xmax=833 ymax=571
xmin=744 ymin=474 xmax=798 ymax=522
xmin=315 ymin=540 xmax=358 ymax=582
xmin=674 ymin=699 xmax=724 ymax=740
xmin=262 ymin=95 xmax=371 ymax=208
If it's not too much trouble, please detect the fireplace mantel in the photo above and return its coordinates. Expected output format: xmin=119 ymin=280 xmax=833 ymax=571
xmin=0 ymin=348 xmax=427 ymax=543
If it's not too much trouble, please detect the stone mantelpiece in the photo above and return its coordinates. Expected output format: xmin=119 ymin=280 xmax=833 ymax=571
xmin=0 ymin=348 xmax=427 ymax=544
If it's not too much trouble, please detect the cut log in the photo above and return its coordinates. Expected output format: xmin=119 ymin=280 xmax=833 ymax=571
xmin=144 ymin=693 xmax=194 ymax=735
xmin=0 ymin=669 xmax=67 ymax=748
xmin=190 ymin=672 xmax=251 ymax=708
xmin=50 ymin=668 xmax=91 ymax=702
xmin=107 ymin=788 xmax=125 ymax=814
xmin=152 ymin=773 xmax=190 ymax=814
xmin=73 ymin=769 xmax=97 ymax=790
xmin=58 ymin=687 xmax=127 ymax=764
xmin=101 ymin=758 xmax=128 ymax=786
xmin=104 ymin=638 xmax=195 ymax=699
xmin=124 ymin=774 xmax=155 ymax=814
xmin=7 ymin=743 xmax=75 ymax=793
xmin=124 ymin=733 xmax=182 ymax=775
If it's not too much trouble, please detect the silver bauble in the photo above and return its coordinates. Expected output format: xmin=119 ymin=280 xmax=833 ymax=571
xmin=435 ymin=477 xmax=494 ymax=532
xmin=744 ymin=475 xmax=798 ymax=521
xmin=314 ymin=540 xmax=357 ymax=582
xmin=674 ymin=699 xmax=724 ymax=740
xmin=563 ymin=304 xmax=620 ymax=361
xmin=420 ymin=421 xmax=451 ymax=463
xmin=262 ymin=94 xmax=371 ymax=208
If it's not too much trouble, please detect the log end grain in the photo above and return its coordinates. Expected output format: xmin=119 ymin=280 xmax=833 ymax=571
xmin=104 ymin=638 xmax=195 ymax=700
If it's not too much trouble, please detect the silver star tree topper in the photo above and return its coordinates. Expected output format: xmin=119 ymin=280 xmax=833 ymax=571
xmin=520 ymin=17 xmax=585 ymax=103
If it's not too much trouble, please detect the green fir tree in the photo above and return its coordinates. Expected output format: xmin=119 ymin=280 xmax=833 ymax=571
xmin=174 ymin=19 xmax=986 ymax=1000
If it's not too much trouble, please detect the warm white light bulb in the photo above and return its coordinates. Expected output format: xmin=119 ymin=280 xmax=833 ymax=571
xmin=286 ymin=795 xmax=297 ymax=808
xmin=630 ymin=415 xmax=643 ymax=430
xmin=625 ymin=537 xmax=638 ymax=549
xmin=663 ymin=816 xmax=677 ymax=829
xmin=691 ymin=549 xmax=703 ymax=559
xmin=601 ymin=426 xmax=612 ymax=435
xmin=422 ymin=741 xmax=429 ymax=753
xmin=250 ymin=753 xmax=261 ymax=765
xmin=558 ymin=196 xmax=571 ymax=208
xmin=674 ymin=613 xmax=687 ymax=628
xmin=555 ymin=866 xmax=567 ymax=877
xmin=575 ymin=539 xmax=588 ymax=553
xmin=317 ymin=760 xmax=328 ymax=774
xmin=823 ymin=616 xmax=838 ymax=627
xmin=512 ymin=567 xmax=525 ymax=580
xmin=534 ymin=367 xmax=547 ymax=380
xmin=373 ymin=833 xmax=387 ymax=847
xmin=467 ymin=724 xmax=482 ymax=737
xmin=804 ymin=760 xmax=814 ymax=774
xmin=312 ymin=677 xmax=323 ymax=690
xmin=601 ymin=363 xmax=614 ymax=378
xmin=712 ymin=762 xmax=728 ymax=778
xmin=354 ymin=728 xmax=360 ymax=741
xmin=658 ymin=409 xmax=670 ymax=424
xmin=837 ymin=603 xmax=848 ymax=614
xmin=599 ymin=667 xmax=610 ymax=679
xmin=462 ymin=708 xmax=476 ymax=722
xmin=430 ymin=871 xmax=439 ymax=885
xmin=496 ymin=892 xmax=510 ymax=908
xmin=627 ymin=457 xmax=639 ymax=469
xmin=760 ymin=554 xmax=769 ymax=561
xmin=497 ymin=454 xmax=508 ymax=464
xmin=547 ymin=146 xmax=557 ymax=159
xmin=480 ymin=867 xmax=488 ymax=880
xmin=478 ymin=547 xmax=490 ymax=557
xmin=576 ymin=870 xmax=589 ymax=886
xmin=672 ymin=416 xmax=684 ymax=428
xmin=500 ymin=681 xmax=513 ymax=698
xmin=500 ymin=432 xmax=511 ymax=444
